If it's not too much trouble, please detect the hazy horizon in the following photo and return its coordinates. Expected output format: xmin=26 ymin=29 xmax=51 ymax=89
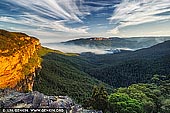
xmin=41 ymin=37 xmax=170 ymax=54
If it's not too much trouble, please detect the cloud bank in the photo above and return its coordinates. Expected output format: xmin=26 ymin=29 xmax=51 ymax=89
xmin=42 ymin=43 xmax=109 ymax=54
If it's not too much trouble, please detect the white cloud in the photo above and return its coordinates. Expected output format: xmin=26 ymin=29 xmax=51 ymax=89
xmin=6 ymin=0 xmax=89 ymax=22
xmin=108 ymin=0 xmax=170 ymax=34
xmin=0 ymin=15 xmax=89 ymax=34
xmin=0 ymin=0 xmax=90 ymax=34
xmin=107 ymin=27 xmax=119 ymax=34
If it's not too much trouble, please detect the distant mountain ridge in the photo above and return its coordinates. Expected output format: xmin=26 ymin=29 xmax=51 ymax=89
xmin=63 ymin=36 xmax=170 ymax=50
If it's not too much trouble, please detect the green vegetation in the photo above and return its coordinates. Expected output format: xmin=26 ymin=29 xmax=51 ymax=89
xmin=34 ymin=47 xmax=112 ymax=103
xmin=84 ymin=74 xmax=169 ymax=113
xmin=108 ymin=93 xmax=143 ymax=113
xmin=83 ymin=84 xmax=108 ymax=112
xmin=34 ymin=40 xmax=170 ymax=105
xmin=37 ymin=47 xmax=76 ymax=56
xmin=1 ymin=29 xmax=169 ymax=112
xmin=0 ymin=29 xmax=38 ymax=56
xmin=76 ymin=40 xmax=170 ymax=87
xmin=22 ymin=51 xmax=40 ymax=75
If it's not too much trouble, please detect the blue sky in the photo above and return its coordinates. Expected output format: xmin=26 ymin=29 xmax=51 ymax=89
xmin=0 ymin=0 xmax=170 ymax=43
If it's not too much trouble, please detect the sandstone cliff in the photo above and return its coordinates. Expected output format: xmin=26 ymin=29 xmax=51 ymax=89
xmin=0 ymin=29 xmax=41 ymax=92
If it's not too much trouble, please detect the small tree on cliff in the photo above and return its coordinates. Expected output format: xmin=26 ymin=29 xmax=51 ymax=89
xmin=83 ymin=84 xmax=108 ymax=112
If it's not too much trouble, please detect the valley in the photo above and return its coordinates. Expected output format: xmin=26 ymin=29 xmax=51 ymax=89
xmin=1 ymin=0 xmax=170 ymax=112
xmin=0 ymin=30 xmax=170 ymax=113
xmin=35 ymin=38 xmax=170 ymax=113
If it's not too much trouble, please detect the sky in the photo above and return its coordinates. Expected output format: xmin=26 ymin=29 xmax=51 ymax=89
xmin=0 ymin=0 xmax=170 ymax=43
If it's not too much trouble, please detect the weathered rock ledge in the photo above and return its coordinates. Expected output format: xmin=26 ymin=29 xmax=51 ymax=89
xmin=0 ymin=89 xmax=102 ymax=113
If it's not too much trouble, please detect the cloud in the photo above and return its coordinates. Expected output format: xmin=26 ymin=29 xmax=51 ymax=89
xmin=0 ymin=0 xmax=90 ymax=34
xmin=4 ymin=0 xmax=89 ymax=22
xmin=107 ymin=27 xmax=119 ymax=34
xmin=42 ymin=43 xmax=109 ymax=54
xmin=0 ymin=15 xmax=89 ymax=34
xmin=108 ymin=0 xmax=170 ymax=34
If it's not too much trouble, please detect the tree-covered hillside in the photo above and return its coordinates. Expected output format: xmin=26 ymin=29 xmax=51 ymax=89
xmin=0 ymin=29 xmax=39 ymax=56
xmin=34 ymin=40 xmax=170 ymax=103
xmin=84 ymin=74 xmax=170 ymax=113
xmin=33 ymin=47 xmax=112 ymax=103
xmin=77 ymin=40 xmax=170 ymax=87
xmin=1 ymin=29 xmax=169 ymax=112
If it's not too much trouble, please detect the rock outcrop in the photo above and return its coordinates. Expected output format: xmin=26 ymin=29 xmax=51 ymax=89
xmin=0 ymin=30 xmax=103 ymax=113
xmin=0 ymin=29 xmax=41 ymax=92
xmin=0 ymin=89 xmax=102 ymax=113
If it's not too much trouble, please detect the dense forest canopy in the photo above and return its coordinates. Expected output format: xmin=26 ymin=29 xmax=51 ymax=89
xmin=34 ymin=40 xmax=170 ymax=113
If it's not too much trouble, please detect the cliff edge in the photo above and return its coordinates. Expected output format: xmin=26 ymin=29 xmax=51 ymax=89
xmin=0 ymin=29 xmax=41 ymax=92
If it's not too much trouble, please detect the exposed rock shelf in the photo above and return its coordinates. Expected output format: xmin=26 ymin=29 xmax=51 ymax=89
xmin=0 ymin=89 xmax=102 ymax=113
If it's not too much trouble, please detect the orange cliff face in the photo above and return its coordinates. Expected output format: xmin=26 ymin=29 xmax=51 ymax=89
xmin=0 ymin=30 xmax=41 ymax=92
